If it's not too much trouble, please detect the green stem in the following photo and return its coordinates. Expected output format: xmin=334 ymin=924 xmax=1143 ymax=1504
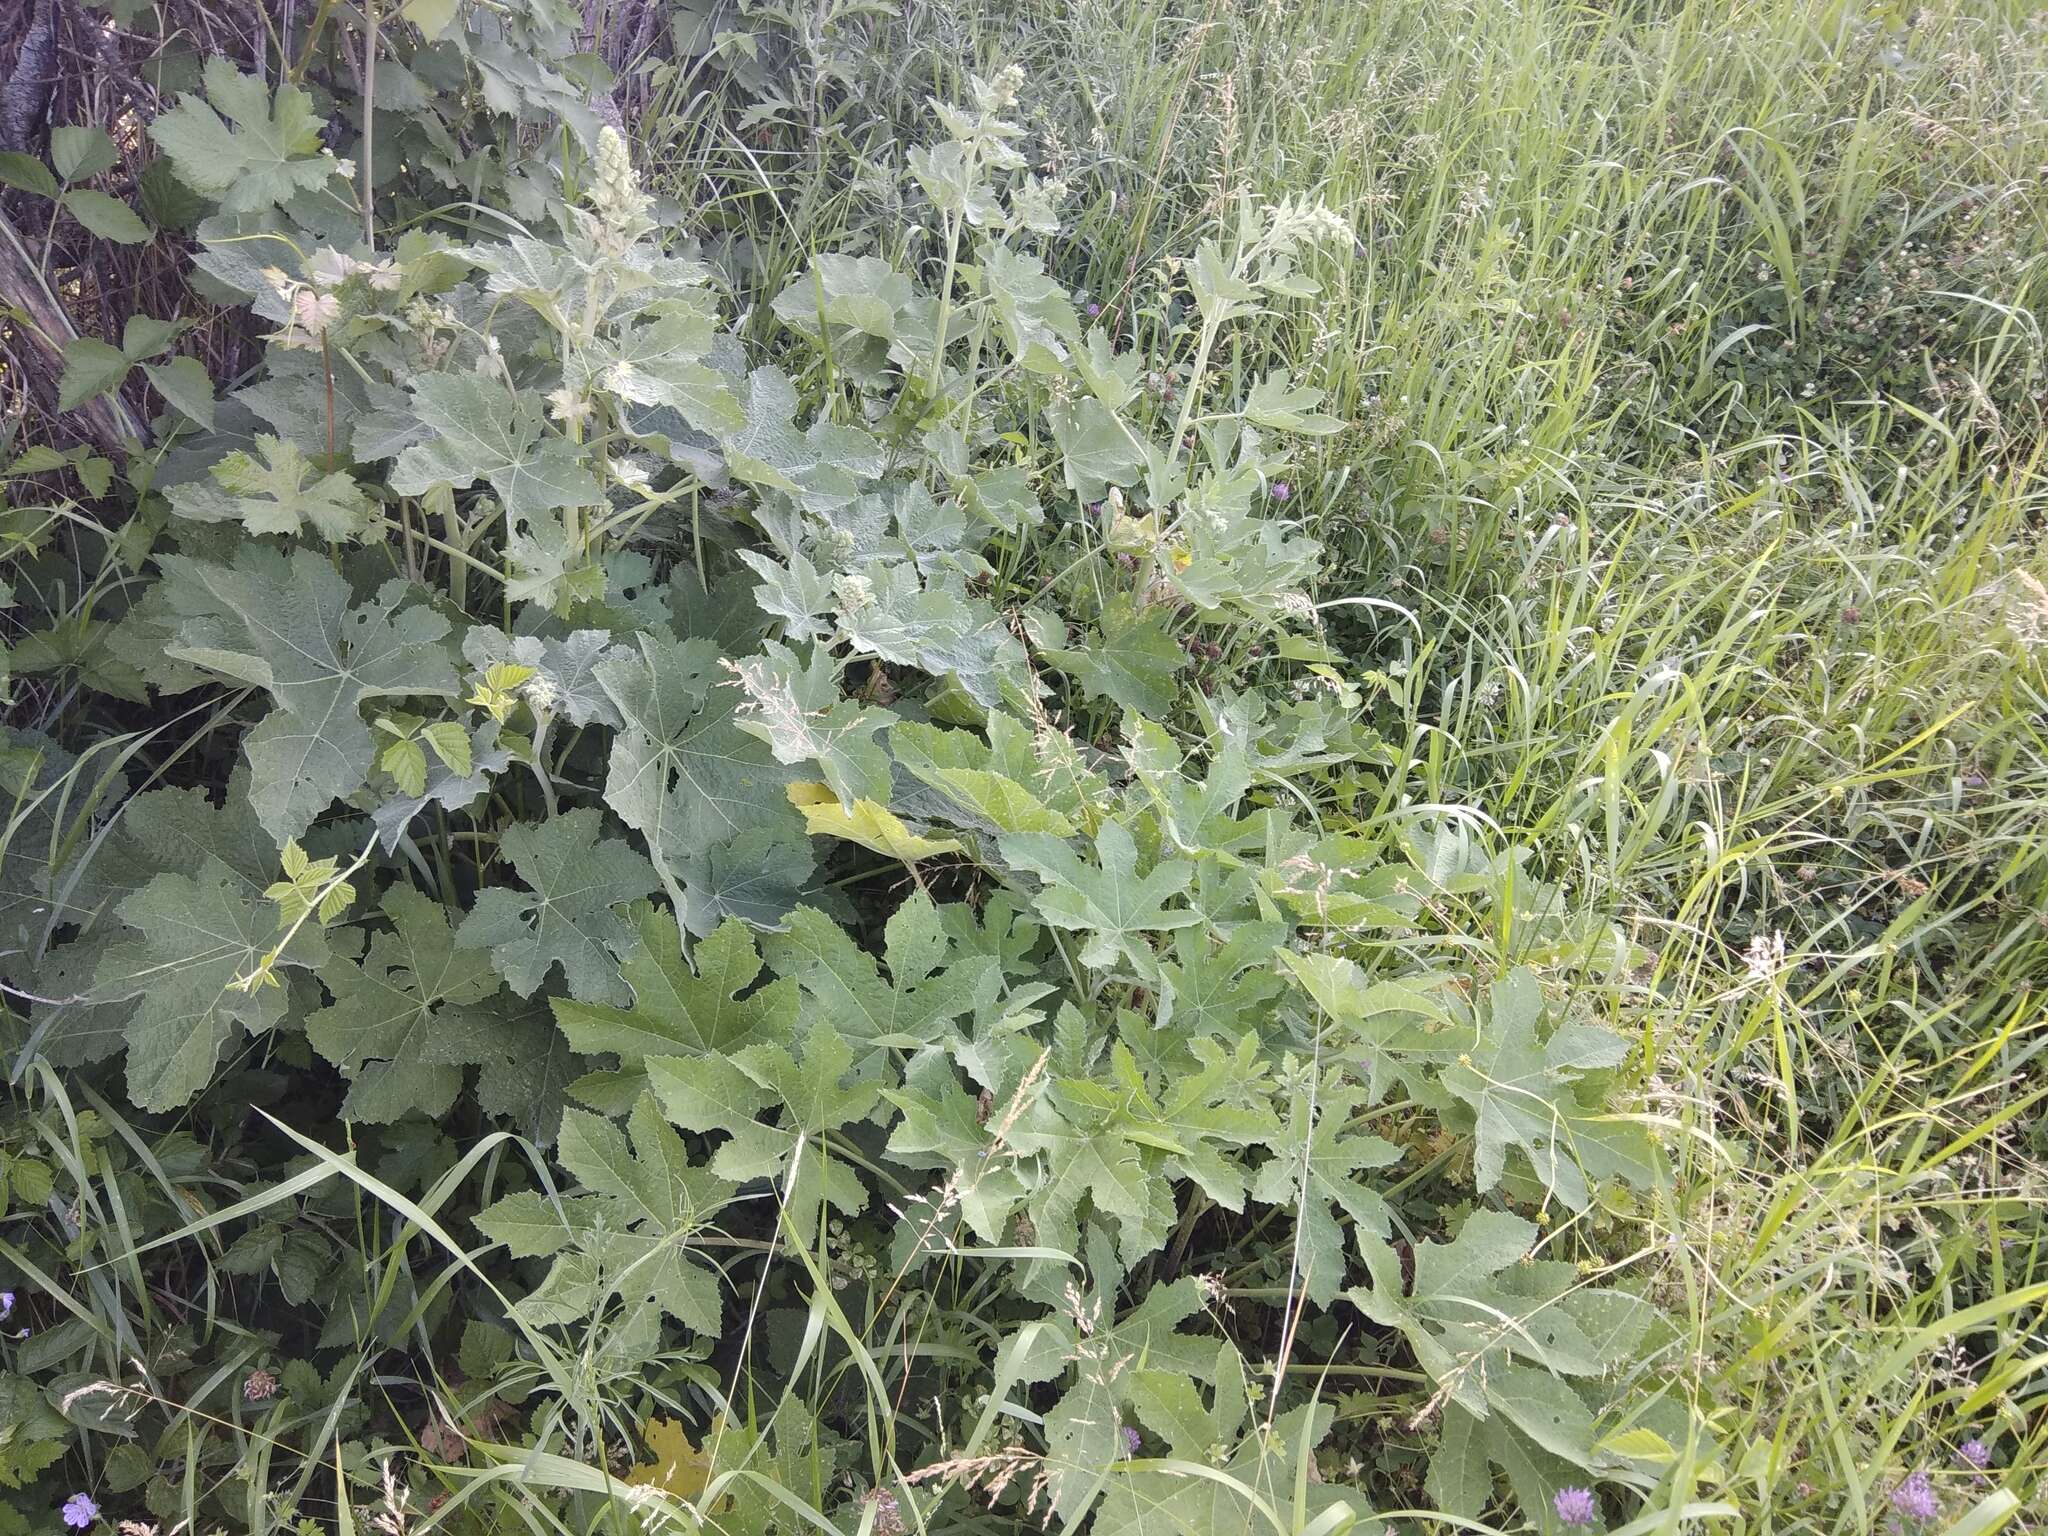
xmin=234 ymin=830 xmax=378 ymax=993
xmin=360 ymin=0 xmax=380 ymax=247
xmin=926 ymin=211 xmax=963 ymax=408
xmin=368 ymin=514 xmax=510 ymax=584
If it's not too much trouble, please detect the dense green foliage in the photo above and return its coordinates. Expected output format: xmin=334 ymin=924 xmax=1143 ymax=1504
xmin=1 ymin=1 xmax=2043 ymax=1535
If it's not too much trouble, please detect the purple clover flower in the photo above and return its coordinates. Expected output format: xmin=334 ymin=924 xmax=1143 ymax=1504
xmin=1958 ymin=1439 xmax=1990 ymax=1469
xmin=1121 ymin=1425 xmax=1141 ymax=1457
xmin=1553 ymin=1487 xmax=1597 ymax=1527
xmin=1890 ymin=1471 xmax=1939 ymax=1524
xmin=1270 ymin=481 xmax=1292 ymax=502
xmin=62 ymin=1492 xmax=99 ymax=1529
xmin=1087 ymin=302 xmax=1102 ymax=318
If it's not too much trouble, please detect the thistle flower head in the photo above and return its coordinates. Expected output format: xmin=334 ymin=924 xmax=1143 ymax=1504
xmin=1958 ymin=1439 xmax=1990 ymax=1469
xmin=1552 ymin=1487 xmax=1597 ymax=1527
xmin=1121 ymin=1425 xmax=1142 ymax=1457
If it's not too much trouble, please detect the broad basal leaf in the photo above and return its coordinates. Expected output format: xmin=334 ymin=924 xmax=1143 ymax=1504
xmin=720 ymin=366 xmax=884 ymax=514
xmin=1048 ymin=396 xmax=1144 ymax=504
xmin=673 ymin=827 xmax=817 ymax=937
xmin=148 ymin=59 xmax=345 ymax=213
xmin=1000 ymin=819 xmax=1201 ymax=975
xmin=1041 ymin=1279 xmax=1230 ymax=1520
xmin=1242 ymin=369 xmax=1345 ymax=435
xmin=882 ymin=1050 xmax=1031 ymax=1244
xmin=1350 ymin=1204 xmax=1657 ymax=1475
xmin=1154 ymin=923 xmax=1287 ymax=1043
xmin=596 ymin=630 xmax=807 ymax=923
xmin=390 ymin=372 xmax=602 ymax=519
xmin=555 ymin=1099 xmax=729 ymax=1333
xmin=477 ymin=1097 xmax=730 ymax=1336
xmin=554 ymin=903 xmax=799 ymax=1063
xmin=308 ymin=885 xmax=504 ymax=1121
xmin=92 ymin=856 xmax=328 ymax=1110
xmin=981 ymin=245 xmax=1080 ymax=375
xmin=892 ymin=712 xmax=1104 ymax=832
xmin=579 ymin=311 xmax=743 ymax=437
xmin=168 ymin=435 xmax=371 ymax=541
xmin=788 ymin=783 xmax=964 ymax=863
xmin=832 ymin=562 xmax=1030 ymax=709
xmin=456 ymin=807 xmax=659 ymax=1003
xmin=1044 ymin=596 xmax=1184 ymax=721
xmin=649 ymin=1019 xmax=875 ymax=1227
xmin=770 ymin=254 xmax=916 ymax=364
xmin=1011 ymin=1093 xmax=1172 ymax=1264
xmin=1248 ymin=1083 xmax=1400 ymax=1307
xmin=727 ymin=642 xmax=892 ymax=808
xmin=155 ymin=548 xmax=459 ymax=843
xmin=761 ymin=896 xmax=1003 ymax=1060
xmin=1440 ymin=969 xmax=1655 ymax=1210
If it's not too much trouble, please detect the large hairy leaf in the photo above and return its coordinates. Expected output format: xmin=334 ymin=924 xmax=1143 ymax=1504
xmin=595 ymin=630 xmax=807 ymax=925
xmin=761 ymin=896 xmax=1005 ymax=1060
xmin=308 ymin=886 xmax=506 ymax=1121
xmin=148 ymin=59 xmax=342 ymax=212
xmin=167 ymin=435 xmax=371 ymax=541
xmin=1441 ymin=970 xmax=1656 ymax=1210
xmin=154 ymin=549 xmax=459 ymax=843
xmin=456 ymin=808 xmax=659 ymax=1003
xmin=1044 ymin=596 xmax=1185 ymax=721
xmin=390 ymin=372 xmax=602 ymax=518
xmin=554 ymin=904 xmax=799 ymax=1064
xmin=92 ymin=857 xmax=327 ymax=1111
xmin=1001 ymin=820 xmax=1201 ymax=975
xmin=720 ymin=366 xmax=885 ymax=514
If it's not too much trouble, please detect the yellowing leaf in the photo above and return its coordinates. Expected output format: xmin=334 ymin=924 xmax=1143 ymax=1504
xmin=788 ymin=782 xmax=963 ymax=862
xmin=626 ymin=1417 xmax=710 ymax=1497
xmin=1599 ymin=1427 xmax=1678 ymax=1463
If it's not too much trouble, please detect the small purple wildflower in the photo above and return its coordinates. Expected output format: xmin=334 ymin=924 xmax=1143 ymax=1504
xmin=1552 ymin=1487 xmax=1597 ymax=1527
xmin=62 ymin=1492 xmax=99 ymax=1529
xmin=1958 ymin=1440 xmax=1991 ymax=1470
xmin=1121 ymin=1425 xmax=1142 ymax=1457
xmin=0 ymin=1291 xmax=13 ymax=1320
xmin=1270 ymin=481 xmax=1292 ymax=502
xmin=1890 ymin=1471 xmax=1940 ymax=1524
xmin=1087 ymin=302 xmax=1101 ymax=318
